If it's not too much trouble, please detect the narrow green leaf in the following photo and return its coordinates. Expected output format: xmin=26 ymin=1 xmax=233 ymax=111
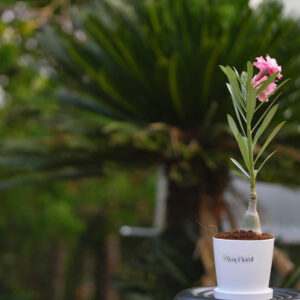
xmin=226 ymin=86 xmax=246 ymax=136
xmin=246 ymin=62 xmax=254 ymax=95
xmin=254 ymin=100 xmax=265 ymax=113
xmin=226 ymin=66 xmax=245 ymax=110
xmin=67 ymin=45 xmax=98 ymax=79
xmin=147 ymin=4 xmax=161 ymax=33
xmin=58 ymin=91 xmax=123 ymax=120
xmin=256 ymin=151 xmax=276 ymax=176
xmin=253 ymin=92 xmax=281 ymax=127
xmin=227 ymin=114 xmax=239 ymax=139
xmin=202 ymin=101 xmax=218 ymax=130
xmin=241 ymin=72 xmax=248 ymax=103
xmin=253 ymin=95 xmax=282 ymax=149
xmin=201 ymin=47 xmax=220 ymax=104
xmin=221 ymin=65 xmax=245 ymax=110
xmin=220 ymin=65 xmax=228 ymax=76
xmin=242 ymin=136 xmax=249 ymax=150
xmin=85 ymin=19 xmax=126 ymax=71
xmin=233 ymin=68 xmax=246 ymax=99
xmin=253 ymin=104 xmax=279 ymax=145
xmin=233 ymin=101 xmax=246 ymax=136
xmin=168 ymin=54 xmax=184 ymax=118
xmin=246 ymin=61 xmax=253 ymax=84
xmin=246 ymin=85 xmax=256 ymax=124
xmin=226 ymin=83 xmax=246 ymax=122
xmin=97 ymin=73 xmax=145 ymax=118
xmin=230 ymin=158 xmax=250 ymax=178
xmin=236 ymin=133 xmax=250 ymax=170
xmin=113 ymin=37 xmax=148 ymax=87
xmin=255 ymin=72 xmax=279 ymax=96
xmin=233 ymin=67 xmax=240 ymax=78
xmin=232 ymin=170 xmax=250 ymax=181
xmin=255 ymin=122 xmax=286 ymax=163
xmin=246 ymin=62 xmax=256 ymax=124
xmin=227 ymin=116 xmax=250 ymax=170
xmin=268 ymin=79 xmax=291 ymax=98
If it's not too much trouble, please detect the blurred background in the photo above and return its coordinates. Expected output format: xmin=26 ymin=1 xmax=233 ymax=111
xmin=0 ymin=0 xmax=300 ymax=299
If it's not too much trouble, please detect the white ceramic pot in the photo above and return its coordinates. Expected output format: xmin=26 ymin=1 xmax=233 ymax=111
xmin=213 ymin=237 xmax=275 ymax=300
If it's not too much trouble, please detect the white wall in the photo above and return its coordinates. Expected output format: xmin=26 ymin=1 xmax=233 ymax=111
xmin=250 ymin=0 xmax=300 ymax=17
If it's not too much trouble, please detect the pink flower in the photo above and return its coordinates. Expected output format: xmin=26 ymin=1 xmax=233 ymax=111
xmin=252 ymin=75 xmax=277 ymax=102
xmin=251 ymin=55 xmax=282 ymax=102
xmin=253 ymin=55 xmax=283 ymax=80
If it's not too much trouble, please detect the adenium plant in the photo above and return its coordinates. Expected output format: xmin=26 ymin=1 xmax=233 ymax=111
xmin=221 ymin=55 xmax=288 ymax=234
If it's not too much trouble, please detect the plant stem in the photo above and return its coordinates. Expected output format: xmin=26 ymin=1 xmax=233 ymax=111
xmin=240 ymin=123 xmax=262 ymax=233
xmin=247 ymin=124 xmax=256 ymax=195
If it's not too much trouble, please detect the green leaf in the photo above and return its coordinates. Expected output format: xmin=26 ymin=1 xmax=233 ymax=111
xmin=268 ymin=79 xmax=291 ymax=98
xmin=242 ymin=136 xmax=249 ymax=149
xmin=58 ymin=91 xmax=124 ymax=120
xmin=230 ymin=158 xmax=250 ymax=178
xmin=227 ymin=114 xmax=239 ymax=138
xmin=227 ymin=115 xmax=250 ymax=170
xmin=256 ymin=151 xmax=276 ymax=176
xmin=225 ymin=80 xmax=246 ymax=136
xmin=85 ymin=18 xmax=126 ymax=71
xmin=241 ymin=71 xmax=248 ymax=104
xmin=97 ymin=73 xmax=145 ymax=118
xmin=246 ymin=85 xmax=256 ymax=124
xmin=168 ymin=53 xmax=184 ymax=118
xmin=201 ymin=47 xmax=220 ymax=104
xmin=246 ymin=61 xmax=253 ymax=83
xmin=232 ymin=170 xmax=250 ymax=181
xmin=226 ymin=83 xmax=246 ymax=122
xmin=233 ymin=68 xmax=246 ymax=99
xmin=219 ymin=65 xmax=228 ymax=75
xmin=147 ymin=3 xmax=161 ymax=33
xmin=221 ymin=65 xmax=245 ymax=110
xmin=113 ymin=36 xmax=148 ymax=87
xmin=253 ymin=104 xmax=279 ymax=145
xmin=253 ymin=92 xmax=281 ymax=131
xmin=246 ymin=62 xmax=256 ymax=124
xmin=255 ymin=71 xmax=279 ymax=96
xmin=226 ymin=66 xmax=245 ymax=110
xmin=236 ymin=133 xmax=250 ymax=170
xmin=233 ymin=103 xmax=246 ymax=136
xmin=255 ymin=121 xmax=286 ymax=163
xmin=233 ymin=67 xmax=240 ymax=78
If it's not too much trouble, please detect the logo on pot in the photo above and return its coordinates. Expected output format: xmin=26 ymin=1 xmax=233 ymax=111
xmin=223 ymin=254 xmax=254 ymax=263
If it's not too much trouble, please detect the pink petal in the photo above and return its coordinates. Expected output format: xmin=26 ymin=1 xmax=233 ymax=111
xmin=253 ymin=55 xmax=282 ymax=80
xmin=251 ymin=74 xmax=277 ymax=102
xmin=258 ymin=91 xmax=268 ymax=102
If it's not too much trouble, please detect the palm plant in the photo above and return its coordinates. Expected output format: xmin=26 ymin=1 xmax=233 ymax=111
xmin=35 ymin=0 xmax=300 ymax=229
xmin=2 ymin=0 xmax=300 ymax=296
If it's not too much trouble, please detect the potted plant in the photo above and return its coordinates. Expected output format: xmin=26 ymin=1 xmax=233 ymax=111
xmin=213 ymin=55 xmax=288 ymax=300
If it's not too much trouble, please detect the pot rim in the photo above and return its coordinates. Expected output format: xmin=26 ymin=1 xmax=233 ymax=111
xmin=213 ymin=236 xmax=275 ymax=243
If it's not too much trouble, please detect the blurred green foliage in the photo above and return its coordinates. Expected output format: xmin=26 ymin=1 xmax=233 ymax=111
xmin=0 ymin=3 xmax=157 ymax=298
xmin=0 ymin=167 xmax=155 ymax=298
xmin=30 ymin=0 xmax=300 ymax=187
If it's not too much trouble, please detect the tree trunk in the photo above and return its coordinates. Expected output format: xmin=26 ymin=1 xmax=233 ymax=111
xmin=195 ymin=172 xmax=228 ymax=285
xmin=50 ymin=243 xmax=68 ymax=300
xmin=75 ymin=249 xmax=96 ymax=300
xmin=167 ymin=169 xmax=229 ymax=285
xmin=96 ymin=236 xmax=119 ymax=300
